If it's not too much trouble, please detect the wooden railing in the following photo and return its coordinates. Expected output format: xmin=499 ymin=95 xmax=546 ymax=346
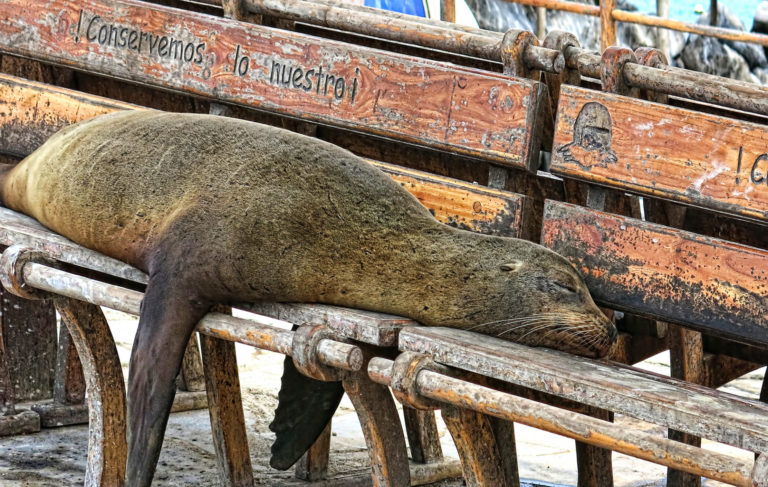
xmin=462 ymin=0 xmax=768 ymax=51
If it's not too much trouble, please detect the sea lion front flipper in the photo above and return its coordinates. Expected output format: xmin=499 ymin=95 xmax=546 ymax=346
xmin=269 ymin=355 xmax=344 ymax=469
xmin=126 ymin=275 xmax=210 ymax=487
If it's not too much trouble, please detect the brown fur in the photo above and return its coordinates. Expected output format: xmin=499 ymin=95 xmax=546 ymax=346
xmin=1 ymin=111 xmax=616 ymax=486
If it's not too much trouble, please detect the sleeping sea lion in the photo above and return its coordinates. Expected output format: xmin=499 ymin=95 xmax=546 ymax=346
xmin=0 ymin=111 xmax=616 ymax=486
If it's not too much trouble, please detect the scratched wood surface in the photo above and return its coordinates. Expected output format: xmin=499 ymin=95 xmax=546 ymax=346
xmin=0 ymin=0 xmax=543 ymax=169
xmin=0 ymin=73 xmax=138 ymax=158
xmin=0 ymin=73 xmax=525 ymax=239
xmin=540 ymin=200 xmax=768 ymax=347
xmin=371 ymin=160 xmax=524 ymax=238
xmin=246 ymin=302 xmax=417 ymax=347
xmin=551 ymin=85 xmax=768 ymax=221
xmin=398 ymin=325 xmax=768 ymax=454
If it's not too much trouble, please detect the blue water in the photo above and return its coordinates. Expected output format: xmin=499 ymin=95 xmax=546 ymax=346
xmin=631 ymin=1 xmax=761 ymax=31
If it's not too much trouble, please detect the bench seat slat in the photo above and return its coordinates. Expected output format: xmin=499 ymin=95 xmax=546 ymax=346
xmin=0 ymin=207 xmax=149 ymax=283
xmin=246 ymin=302 xmax=417 ymax=347
xmin=551 ymin=85 xmax=768 ymax=222
xmin=541 ymin=200 xmax=768 ymax=347
xmin=398 ymin=325 xmax=768 ymax=454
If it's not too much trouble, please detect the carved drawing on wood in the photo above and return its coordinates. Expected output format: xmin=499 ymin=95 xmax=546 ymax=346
xmin=556 ymin=102 xmax=617 ymax=169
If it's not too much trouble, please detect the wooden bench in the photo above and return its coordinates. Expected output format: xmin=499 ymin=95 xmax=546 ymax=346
xmin=5 ymin=1 xmax=768 ymax=486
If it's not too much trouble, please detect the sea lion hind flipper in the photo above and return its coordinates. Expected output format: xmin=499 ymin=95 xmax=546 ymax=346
xmin=269 ymin=355 xmax=344 ymax=470
xmin=126 ymin=276 xmax=211 ymax=487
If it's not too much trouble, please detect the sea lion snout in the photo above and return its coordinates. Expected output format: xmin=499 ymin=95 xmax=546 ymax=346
xmin=455 ymin=244 xmax=618 ymax=359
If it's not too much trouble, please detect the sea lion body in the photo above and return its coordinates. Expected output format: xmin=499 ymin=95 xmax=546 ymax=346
xmin=1 ymin=111 xmax=616 ymax=486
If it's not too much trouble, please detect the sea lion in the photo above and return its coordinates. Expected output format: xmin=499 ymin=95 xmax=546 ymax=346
xmin=0 ymin=111 xmax=616 ymax=486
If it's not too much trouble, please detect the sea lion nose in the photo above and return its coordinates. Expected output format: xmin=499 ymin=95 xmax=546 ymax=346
xmin=607 ymin=323 xmax=618 ymax=342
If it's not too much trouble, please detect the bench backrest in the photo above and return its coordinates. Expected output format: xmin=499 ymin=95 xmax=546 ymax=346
xmin=0 ymin=0 xmax=545 ymax=171
xmin=541 ymin=199 xmax=768 ymax=347
xmin=0 ymin=72 xmax=526 ymax=262
xmin=551 ymin=84 xmax=768 ymax=223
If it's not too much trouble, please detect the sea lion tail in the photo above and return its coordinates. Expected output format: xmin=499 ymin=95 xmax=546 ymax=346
xmin=269 ymin=355 xmax=344 ymax=470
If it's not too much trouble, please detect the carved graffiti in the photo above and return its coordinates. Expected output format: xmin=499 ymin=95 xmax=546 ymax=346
xmin=556 ymin=102 xmax=618 ymax=169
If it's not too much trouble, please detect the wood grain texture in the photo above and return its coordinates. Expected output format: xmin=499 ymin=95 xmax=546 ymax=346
xmin=0 ymin=73 xmax=137 ymax=158
xmin=540 ymin=200 xmax=768 ymax=347
xmin=53 ymin=298 xmax=126 ymax=487
xmin=398 ymin=325 xmax=768 ymax=454
xmin=343 ymin=371 xmax=411 ymax=487
xmin=551 ymin=85 xmax=768 ymax=221
xmin=0 ymin=0 xmax=543 ymax=169
xmin=200 ymin=334 xmax=253 ymax=487
xmin=370 ymin=160 xmax=524 ymax=238
xmin=442 ymin=405 xmax=507 ymax=487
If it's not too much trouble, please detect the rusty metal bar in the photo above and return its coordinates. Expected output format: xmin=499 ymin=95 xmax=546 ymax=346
xmin=20 ymin=261 xmax=362 ymax=371
xmin=563 ymin=45 xmax=601 ymax=78
xmin=367 ymin=357 xmax=754 ymax=487
xmin=244 ymin=0 xmax=564 ymax=73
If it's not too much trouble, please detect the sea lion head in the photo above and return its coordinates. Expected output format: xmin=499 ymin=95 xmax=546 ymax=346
xmin=445 ymin=238 xmax=617 ymax=359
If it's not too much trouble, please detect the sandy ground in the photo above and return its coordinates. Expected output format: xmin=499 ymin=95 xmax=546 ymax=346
xmin=0 ymin=309 xmax=761 ymax=486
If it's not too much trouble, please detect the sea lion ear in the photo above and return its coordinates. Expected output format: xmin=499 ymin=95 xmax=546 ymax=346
xmin=500 ymin=261 xmax=524 ymax=272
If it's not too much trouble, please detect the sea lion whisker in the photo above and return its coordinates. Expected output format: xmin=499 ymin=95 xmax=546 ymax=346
xmin=499 ymin=322 xmax=556 ymax=339
xmin=466 ymin=313 xmax=568 ymax=330
xmin=517 ymin=323 xmax=561 ymax=342
xmin=494 ymin=320 xmax=561 ymax=337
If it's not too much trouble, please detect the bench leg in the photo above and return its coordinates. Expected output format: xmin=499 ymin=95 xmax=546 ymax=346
xmin=489 ymin=417 xmax=520 ymax=487
xmin=753 ymin=453 xmax=768 ymax=486
xmin=54 ymin=297 xmax=126 ymax=487
xmin=575 ymin=409 xmax=614 ymax=487
xmin=31 ymin=325 xmax=89 ymax=427
xmin=442 ymin=405 xmax=507 ymax=487
xmin=403 ymin=407 xmax=443 ymax=464
xmin=200 ymin=334 xmax=254 ymax=487
xmin=667 ymin=325 xmax=703 ymax=487
xmin=343 ymin=373 xmax=410 ymax=487
xmin=295 ymin=421 xmax=332 ymax=481
xmin=179 ymin=333 xmax=206 ymax=392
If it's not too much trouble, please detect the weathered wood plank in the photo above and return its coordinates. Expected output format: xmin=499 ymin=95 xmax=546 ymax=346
xmin=0 ymin=207 xmax=149 ymax=284
xmin=0 ymin=73 xmax=137 ymax=158
xmin=540 ymin=200 xmax=768 ymax=347
xmin=0 ymin=73 xmax=526 ymax=239
xmin=200 ymin=333 xmax=253 ymax=486
xmin=371 ymin=160 xmax=524 ymax=238
xmin=398 ymin=326 xmax=768 ymax=454
xmin=0 ymin=0 xmax=543 ymax=169
xmin=551 ymin=85 xmax=768 ymax=221
xmin=246 ymin=302 xmax=417 ymax=347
